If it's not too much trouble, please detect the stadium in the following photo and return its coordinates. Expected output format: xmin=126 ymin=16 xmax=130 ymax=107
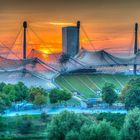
xmin=0 ymin=21 xmax=140 ymax=100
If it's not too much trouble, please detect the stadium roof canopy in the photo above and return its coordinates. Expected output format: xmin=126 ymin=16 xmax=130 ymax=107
xmin=1 ymin=49 xmax=140 ymax=74
xmin=62 ymin=49 xmax=140 ymax=72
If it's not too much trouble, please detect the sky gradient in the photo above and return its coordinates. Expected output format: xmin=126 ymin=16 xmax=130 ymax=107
xmin=0 ymin=0 xmax=140 ymax=57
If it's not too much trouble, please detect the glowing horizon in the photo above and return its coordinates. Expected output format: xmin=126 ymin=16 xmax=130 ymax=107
xmin=0 ymin=0 xmax=140 ymax=58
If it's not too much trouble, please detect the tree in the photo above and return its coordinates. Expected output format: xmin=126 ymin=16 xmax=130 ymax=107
xmin=120 ymin=108 xmax=140 ymax=140
xmin=46 ymin=111 xmax=91 ymax=140
xmin=0 ymin=93 xmax=11 ymax=113
xmin=61 ymin=90 xmax=72 ymax=102
xmin=0 ymin=93 xmax=11 ymax=107
xmin=80 ymin=123 xmax=97 ymax=140
xmin=66 ymin=130 xmax=79 ymax=140
xmin=2 ymin=82 xmax=29 ymax=102
xmin=33 ymin=94 xmax=47 ymax=109
xmin=14 ymin=82 xmax=29 ymax=101
xmin=125 ymin=86 xmax=140 ymax=110
xmin=0 ymin=82 xmax=6 ymax=92
xmin=0 ymin=97 xmax=6 ymax=113
xmin=28 ymin=87 xmax=47 ymax=103
xmin=2 ymin=84 xmax=16 ymax=102
xmin=49 ymin=89 xmax=61 ymax=104
xmin=120 ymin=78 xmax=140 ymax=110
xmin=49 ymin=89 xmax=72 ymax=104
xmin=79 ymin=120 xmax=118 ymax=140
xmin=121 ymin=78 xmax=140 ymax=103
xmin=102 ymin=83 xmax=118 ymax=106
xmin=96 ymin=113 xmax=125 ymax=130
xmin=96 ymin=120 xmax=118 ymax=140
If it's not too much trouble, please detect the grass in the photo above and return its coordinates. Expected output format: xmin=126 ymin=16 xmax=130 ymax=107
xmin=55 ymin=74 xmax=140 ymax=98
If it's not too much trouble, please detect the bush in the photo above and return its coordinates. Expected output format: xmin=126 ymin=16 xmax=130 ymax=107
xmin=16 ymin=116 xmax=34 ymax=135
xmin=96 ymin=120 xmax=118 ymax=140
xmin=96 ymin=113 xmax=125 ymax=129
xmin=46 ymin=111 xmax=92 ymax=140
xmin=40 ymin=112 xmax=49 ymax=122
xmin=120 ymin=108 xmax=140 ymax=140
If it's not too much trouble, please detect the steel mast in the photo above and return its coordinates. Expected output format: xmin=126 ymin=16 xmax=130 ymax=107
xmin=23 ymin=21 xmax=27 ymax=59
xmin=134 ymin=23 xmax=138 ymax=75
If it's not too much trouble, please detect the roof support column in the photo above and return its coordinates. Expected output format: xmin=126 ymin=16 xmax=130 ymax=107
xmin=134 ymin=23 xmax=138 ymax=75
xmin=23 ymin=21 xmax=27 ymax=60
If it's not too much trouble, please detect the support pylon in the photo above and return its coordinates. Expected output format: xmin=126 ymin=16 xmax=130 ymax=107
xmin=134 ymin=23 xmax=138 ymax=75
xmin=23 ymin=21 xmax=27 ymax=59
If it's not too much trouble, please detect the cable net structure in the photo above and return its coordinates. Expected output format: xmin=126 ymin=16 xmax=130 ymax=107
xmin=0 ymin=21 xmax=140 ymax=89
xmin=61 ymin=49 xmax=140 ymax=74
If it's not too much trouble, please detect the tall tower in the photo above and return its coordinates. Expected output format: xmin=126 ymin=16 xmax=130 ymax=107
xmin=134 ymin=23 xmax=138 ymax=75
xmin=62 ymin=21 xmax=80 ymax=57
xmin=23 ymin=21 xmax=27 ymax=59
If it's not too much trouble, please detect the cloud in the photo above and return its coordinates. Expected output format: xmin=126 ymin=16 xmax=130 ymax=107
xmin=48 ymin=22 xmax=74 ymax=26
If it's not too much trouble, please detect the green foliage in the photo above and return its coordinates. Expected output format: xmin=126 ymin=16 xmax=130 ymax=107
xmin=121 ymin=78 xmax=140 ymax=110
xmin=49 ymin=89 xmax=72 ymax=104
xmin=65 ymin=130 xmax=79 ymax=140
xmin=40 ymin=112 xmax=49 ymax=122
xmin=46 ymin=111 xmax=119 ymax=140
xmin=0 ymin=83 xmax=6 ymax=92
xmin=80 ymin=120 xmax=118 ymax=140
xmin=120 ymin=108 xmax=140 ymax=140
xmin=96 ymin=120 xmax=118 ymax=140
xmin=80 ymin=123 xmax=97 ymax=140
xmin=14 ymin=82 xmax=29 ymax=101
xmin=102 ymin=83 xmax=118 ymax=105
xmin=46 ymin=111 xmax=91 ymax=140
xmin=2 ymin=84 xmax=17 ymax=102
xmin=121 ymin=78 xmax=140 ymax=103
xmin=28 ymin=87 xmax=48 ymax=107
xmin=1 ymin=82 xmax=29 ymax=102
xmin=33 ymin=94 xmax=47 ymax=108
xmin=49 ymin=89 xmax=60 ymax=104
xmin=16 ymin=115 xmax=34 ymax=135
xmin=97 ymin=121 xmax=118 ymax=140
xmin=28 ymin=87 xmax=47 ymax=102
xmin=125 ymin=86 xmax=140 ymax=110
xmin=96 ymin=113 xmax=125 ymax=130
xmin=61 ymin=90 xmax=72 ymax=101
xmin=0 ymin=93 xmax=11 ymax=113
xmin=3 ymin=111 xmax=140 ymax=140
xmin=0 ymin=82 xmax=29 ymax=112
xmin=0 ymin=116 xmax=7 ymax=131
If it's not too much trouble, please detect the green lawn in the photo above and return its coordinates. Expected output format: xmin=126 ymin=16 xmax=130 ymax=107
xmin=55 ymin=74 xmax=140 ymax=98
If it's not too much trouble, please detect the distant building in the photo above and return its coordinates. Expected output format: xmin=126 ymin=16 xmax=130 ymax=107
xmin=62 ymin=21 xmax=80 ymax=57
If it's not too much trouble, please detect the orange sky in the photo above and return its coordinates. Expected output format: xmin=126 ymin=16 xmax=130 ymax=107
xmin=0 ymin=0 xmax=140 ymax=58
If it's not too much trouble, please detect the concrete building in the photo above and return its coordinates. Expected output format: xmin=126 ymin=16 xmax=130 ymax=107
xmin=62 ymin=21 xmax=80 ymax=57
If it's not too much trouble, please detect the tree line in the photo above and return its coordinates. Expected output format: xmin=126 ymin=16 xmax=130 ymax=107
xmin=0 ymin=77 xmax=140 ymax=113
xmin=101 ymin=78 xmax=140 ymax=110
xmin=46 ymin=108 xmax=140 ymax=140
xmin=0 ymin=82 xmax=72 ymax=113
